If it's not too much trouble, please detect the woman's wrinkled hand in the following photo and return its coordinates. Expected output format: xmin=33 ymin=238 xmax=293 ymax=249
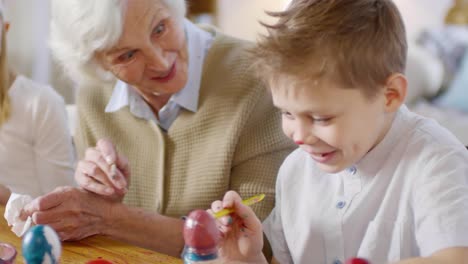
xmin=74 ymin=138 xmax=130 ymax=202
xmin=21 ymin=186 xmax=116 ymax=241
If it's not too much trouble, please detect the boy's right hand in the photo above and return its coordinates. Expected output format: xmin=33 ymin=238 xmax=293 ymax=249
xmin=74 ymin=138 xmax=130 ymax=202
xmin=210 ymin=191 xmax=268 ymax=264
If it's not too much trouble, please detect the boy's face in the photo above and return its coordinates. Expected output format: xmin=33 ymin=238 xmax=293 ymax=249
xmin=271 ymin=76 xmax=393 ymax=173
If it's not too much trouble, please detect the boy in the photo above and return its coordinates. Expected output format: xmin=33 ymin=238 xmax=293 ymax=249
xmin=210 ymin=0 xmax=468 ymax=263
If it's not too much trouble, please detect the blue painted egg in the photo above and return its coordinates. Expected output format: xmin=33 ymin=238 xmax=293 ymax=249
xmin=22 ymin=225 xmax=61 ymax=264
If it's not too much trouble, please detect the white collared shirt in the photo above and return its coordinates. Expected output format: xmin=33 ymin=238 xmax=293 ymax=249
xmin=105 ymin=19 xmax=213 ymax=130
xmin=263 ymin=106 xmax=468 ymax=264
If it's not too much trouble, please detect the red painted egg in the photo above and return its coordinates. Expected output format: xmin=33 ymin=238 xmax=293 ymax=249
xmin=183 ymin=210 xmax=220 ymax=254
xmin=86 ymin=260 xmax=114 ymax=264
xmin=346 ymin=258 xmax=370 ymax=264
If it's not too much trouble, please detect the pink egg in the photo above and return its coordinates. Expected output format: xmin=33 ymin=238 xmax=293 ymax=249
xmin=183 ymin=209 xmax=220 ymax=254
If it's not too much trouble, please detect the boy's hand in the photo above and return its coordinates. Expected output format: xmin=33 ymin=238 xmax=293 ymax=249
xmin=210 ymin=191 xmax=268 ymax=264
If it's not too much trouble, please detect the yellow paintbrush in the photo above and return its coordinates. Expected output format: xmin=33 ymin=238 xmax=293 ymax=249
xmin=213 ymin=194 xmax=266 ymax=219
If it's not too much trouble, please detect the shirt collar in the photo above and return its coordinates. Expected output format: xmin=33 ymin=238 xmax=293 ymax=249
xmin=354 ymin=105 xmax=411 ymax=176
xmin=105 ymin=19 xmax=213 ymax=116
xmin=170 ymin=19 xmax=213 ymax=112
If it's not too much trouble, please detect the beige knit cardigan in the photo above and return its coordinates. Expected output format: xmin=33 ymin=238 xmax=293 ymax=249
xmin=75 ymin=28 xmax=295 ymax=221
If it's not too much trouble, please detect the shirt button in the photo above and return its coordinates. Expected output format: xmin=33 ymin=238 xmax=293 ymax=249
xmin=348 ymin=166 xmax=357 ymax=175
xmin=336 ymin=201 xmax=346 ymax=209
xmin=333 ymin=259 xmax=342 ymax=264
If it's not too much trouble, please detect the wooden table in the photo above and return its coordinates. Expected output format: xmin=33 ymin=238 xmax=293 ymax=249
xmin=0 ymin=206 xmax=182 ymax=263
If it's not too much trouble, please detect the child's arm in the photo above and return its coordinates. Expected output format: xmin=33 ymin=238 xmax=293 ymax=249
xmin=211 ymin=191 xmax=268 ymax=264
xmin=393 ymin=247 xmax=468 ymax=264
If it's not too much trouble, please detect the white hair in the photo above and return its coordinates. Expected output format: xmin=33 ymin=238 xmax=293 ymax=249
xmin=49 ymin=0 xmax=187 ymax=84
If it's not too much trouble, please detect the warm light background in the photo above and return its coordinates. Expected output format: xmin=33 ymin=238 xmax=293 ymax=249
xmin=4 ymin=0 xmax=455 ymax=103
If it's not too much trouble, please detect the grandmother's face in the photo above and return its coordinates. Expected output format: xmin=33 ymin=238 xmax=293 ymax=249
xmin=99 ymin=0 xmax=188 ymax=97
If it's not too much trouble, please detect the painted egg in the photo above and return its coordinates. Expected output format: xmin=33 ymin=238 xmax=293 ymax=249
xmin=346 ymin=257 xmax=370 ymax=264
xmin=183 ymin=209 xmax=220 ymax=254
xmin=22 ymin=225 xmax=61 ymax=264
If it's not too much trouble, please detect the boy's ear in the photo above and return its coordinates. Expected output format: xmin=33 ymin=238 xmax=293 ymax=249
xmin=5 ymin=22 xmax=10 ymax=32
xmin=383 ymin=73 xmax=407 ymax=112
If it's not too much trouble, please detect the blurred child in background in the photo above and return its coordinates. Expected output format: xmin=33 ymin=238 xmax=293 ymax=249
xmin=0 ymin=0 xmax=75 ymax=205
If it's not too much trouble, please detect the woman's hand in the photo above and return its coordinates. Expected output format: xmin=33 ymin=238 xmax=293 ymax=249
xmin=21 ymin=186 xmax=116 ymax=241
xmin=74 ymin=138 xmax=130 ymax=202
xmin=210 ymin=191 xmax=268 ymax=264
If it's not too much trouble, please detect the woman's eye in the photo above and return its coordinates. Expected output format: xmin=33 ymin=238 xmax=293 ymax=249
xmin=117 ymin=50 xmax=136 ymax=62
xmin=152 ymin=22 xmax=166 ymax=36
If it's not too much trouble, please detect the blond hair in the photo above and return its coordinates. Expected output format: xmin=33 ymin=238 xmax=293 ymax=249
xmin=0 ymin=21 xmax=10 ymax=127
xmin=251 ymin=0 xmax=407 ymax=98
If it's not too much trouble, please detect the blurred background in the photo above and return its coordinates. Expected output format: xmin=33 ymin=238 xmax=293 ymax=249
xmin=4 ymin=0 xmax=468 ymax=144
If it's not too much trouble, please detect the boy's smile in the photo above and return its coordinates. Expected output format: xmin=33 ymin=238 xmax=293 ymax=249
xmin=271 ymin=75 xmax=397 ymax=174
xmin=303 ymin=148 xmax=338 ymax=164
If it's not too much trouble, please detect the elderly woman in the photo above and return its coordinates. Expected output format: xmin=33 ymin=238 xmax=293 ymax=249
xmin=0 ymin=1 xmax=74 ymax=205
xmin=21 ymin=0 xmax=294 ymax=257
